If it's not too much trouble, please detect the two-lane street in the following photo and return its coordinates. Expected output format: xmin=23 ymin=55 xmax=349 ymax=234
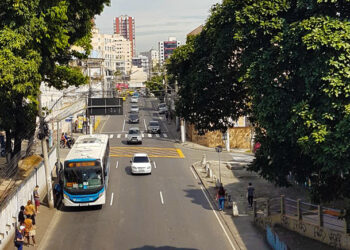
xmin=39 ymin=97 xmax=237 ymax=250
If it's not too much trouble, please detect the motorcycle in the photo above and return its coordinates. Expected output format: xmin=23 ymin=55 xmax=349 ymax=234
xmin=60 ymin=136 xmax=75 ymax=148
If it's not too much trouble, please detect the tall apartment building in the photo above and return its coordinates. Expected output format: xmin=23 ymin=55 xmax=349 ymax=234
xmin=158 ymin=37 xmax=181 ymax=65
xmin=114 ymin=15 xmax=135 ymax=57
xmin=91 ymin=27 xmax=132 ymax=75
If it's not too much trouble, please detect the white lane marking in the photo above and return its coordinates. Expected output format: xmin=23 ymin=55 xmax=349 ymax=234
xmin=200 ymin=186 xmax=236 ymax=249
xmin=148 ymin=133 xmax=152 ymax=138
xmin=117 ymin=134 xmax=121 ymax=138
xmin=163 ymin=133 xmax=168 ymax=138
xmin=122 ymin=119 xmax=126 ymax=132
xmin=160 ymin=191 xmax=164 ymax=205
xmin=144 ymin=119 xmax=147 ymax=130
xmin=125 ymin=134 xmax=128 ymax=138
xmin=190 ymin=167 xmax=198 ymax=180
xmin=142 ymin=133 xmax=144 ymax=138
xmin=153 ymin=161 xmax=157 ymax=169
xmin=110 ymin=134 xmax=114 ymax=138
xmin=110 ymin=192 xmax=114 ymax=206
xmin=116 ymin=161 xmax=119 ymax=169
xmin=156 ymin=134 xmax=160 ymax=138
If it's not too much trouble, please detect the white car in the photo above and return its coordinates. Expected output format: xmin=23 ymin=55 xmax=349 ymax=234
xmin=130 ymin=105 xmax=139 ymax=113
xmin=131 ymin=97 xmax=138 ymax=103
xmin=130 ymin=153 xmax=152 ymax=174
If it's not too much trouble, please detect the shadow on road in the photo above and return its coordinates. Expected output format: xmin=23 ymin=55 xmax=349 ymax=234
xmin=131 ymin=246 xmax=197 ymax=250
xmin=183 ymin=188 xmax=212 ymax=210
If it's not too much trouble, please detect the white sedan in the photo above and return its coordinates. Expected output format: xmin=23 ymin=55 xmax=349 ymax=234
xmin=130 ymin=153 xmax=152 ymax=175
xmin=130 ymin=105 xmax=139 ymax=113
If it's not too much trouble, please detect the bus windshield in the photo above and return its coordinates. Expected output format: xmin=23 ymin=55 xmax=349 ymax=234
xmin=64 ymin=167 xmax=103 ymax=190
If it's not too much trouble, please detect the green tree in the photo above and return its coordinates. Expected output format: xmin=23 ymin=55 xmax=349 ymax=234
xmin=0 ymin=0 xmax=110 ymax=159
xmin=145 ymin=75 xmax=164 ymax=97
xmin=168 ymin=0 xmax=350 ymax=204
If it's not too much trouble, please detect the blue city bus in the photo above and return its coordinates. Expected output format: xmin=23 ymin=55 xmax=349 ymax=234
xmin=62 ymin=134 xmax=110 ymax=207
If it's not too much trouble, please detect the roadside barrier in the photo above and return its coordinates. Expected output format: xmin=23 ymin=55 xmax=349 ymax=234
xmin=0 ymin=148 xmax=56 ymax=248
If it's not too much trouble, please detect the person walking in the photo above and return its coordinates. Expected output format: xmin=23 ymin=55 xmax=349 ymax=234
xmin=24 ymin=215 xmax=36 ymax=246
xmin=33 ymin=185 xmax=40 ymax=213
xmin=216 ymin=184 xmax=226 ymax=211
xmin=14 ymin=225 xmax=25 ymax=250
xmin=247 ymin=182 xmax=255 ymax=208
xmin=24 ymin=200 xmax=36 ymax=225
xmin=18 ymin=206 xmax=25 ymax=225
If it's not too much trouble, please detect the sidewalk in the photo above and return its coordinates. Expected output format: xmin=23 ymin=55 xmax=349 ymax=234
xmin=191 ymin=158 xmax=334 ymax=250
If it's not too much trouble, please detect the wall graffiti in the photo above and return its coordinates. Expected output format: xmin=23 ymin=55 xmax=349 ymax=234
xmin=293 ymin=221 xmax=306 ymax=233
xmin=255 ymin=216 xmax=272 ymax=228
xmin=313 ymin=226 xmax=326 ymax=241
xmin=281 ymin=215 xmax=290 ymax=227
xmin=329 ymin=232 xmax=342 ymax=249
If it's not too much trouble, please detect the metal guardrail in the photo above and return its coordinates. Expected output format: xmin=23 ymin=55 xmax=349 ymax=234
xmin=254 ymin=196 xmax=346 ymax=233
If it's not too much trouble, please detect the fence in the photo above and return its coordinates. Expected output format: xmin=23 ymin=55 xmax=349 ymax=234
xmin=254 ymin=195 xmax=349 ymax=249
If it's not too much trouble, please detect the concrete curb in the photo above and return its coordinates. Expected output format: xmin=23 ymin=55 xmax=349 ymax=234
xmin=182 ymin=143 xmax=253 ymax=155
xmin=191 ymin=162 xmax=245 ymax=250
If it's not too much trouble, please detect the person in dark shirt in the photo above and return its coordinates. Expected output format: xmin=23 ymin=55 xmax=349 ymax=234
xmin=18 ymin=206 xmax=25 ymax=224
xmin=15 ymin=226 xmax=25 ymax=250
xmin=247 ymin=182 xmax=255 ymax=208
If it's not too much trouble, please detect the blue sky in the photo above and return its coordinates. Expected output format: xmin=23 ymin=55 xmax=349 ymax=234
xmin=95 ymin=0 xmax=220 ymax=53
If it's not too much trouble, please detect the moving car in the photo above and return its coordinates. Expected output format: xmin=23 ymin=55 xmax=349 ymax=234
xmin=130 ymin=153 xmax=152 ymax=174
xmin=147 ymin=120 xmax=161 ymax=134
xmin=127 ymin=127 xmax=142 ymax=144
xmin=130 ymin=105 xmax=139 ymax=113
xmin=158 ymin=103 xmax=168 ymax=114
xmin=130 ymin=96 xmax=138 ymax=103
xmin=128 ymin=114 xmax=139 ymax=124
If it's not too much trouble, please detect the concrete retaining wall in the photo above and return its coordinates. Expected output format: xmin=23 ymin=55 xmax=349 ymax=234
xmin=255 ymin=214 xmax=350 ymax=249
xmin=0 ymin=148 xmax=56 ymax=248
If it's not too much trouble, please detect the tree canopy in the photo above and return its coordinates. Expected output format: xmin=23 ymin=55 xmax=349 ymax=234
xmin=167 ymin=0 xmax=350 ymax=203
xmin=0 ymin=0 xmax=109 ymax=157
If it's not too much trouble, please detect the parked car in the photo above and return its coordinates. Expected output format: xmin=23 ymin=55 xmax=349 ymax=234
xmin=130 ymin=96 xmax=138 ymax=103
xmin=128 ymin=114 xmax=139 ymax=124
xmin=147 ymin=120 xmax=161 ymax=134
xmin=127 ymin=127 xmax=142 ymax=144
xmin=130 ymin=153 xmax=152 ymax=174
xmin=130 ymin=105 xmax=139 ymax=113
xmin=158 ymin=103 xmax=168 ymax=114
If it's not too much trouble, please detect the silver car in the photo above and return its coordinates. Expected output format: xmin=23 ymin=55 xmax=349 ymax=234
xmin=127 ymin=127 xmax=142 ymax=144
xmin=148 ymin=120 xmax=161 ymax=134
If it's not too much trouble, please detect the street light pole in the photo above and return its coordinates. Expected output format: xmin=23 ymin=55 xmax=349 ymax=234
xmin=215 ymin=146 xmax=223 ymax=185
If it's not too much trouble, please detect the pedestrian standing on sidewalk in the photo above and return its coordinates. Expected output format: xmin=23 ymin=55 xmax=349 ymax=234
xmin=24 ymin=215 xmax=36 ymax=246
xmin=24 ymin=200 xmax=36 ymax=225
xmin=33 ymin=185 xmax=40 ymax=213
xmin=216 ymin=184 xmax=226 ymax=211
xmin=247 ymin=182 xmax=255 ymax=208
xmin=14 ymin=225 xmax=25 ymax=250
xmin=18 ymin=206 xmax=25 ymax=225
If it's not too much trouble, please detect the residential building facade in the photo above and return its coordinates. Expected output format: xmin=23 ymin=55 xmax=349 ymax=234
xmin=140 ymin=49 xmax=159 ymax=68
xmin=91 ymin=27 xmax=132 ymax=76
xmin=114 ymin=15 xmax=135 ymax=57
xmin=132 ymin=55 xmax=149 ymax=75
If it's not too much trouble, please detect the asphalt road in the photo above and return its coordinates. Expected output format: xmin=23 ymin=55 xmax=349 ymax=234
xmin=39 ymin=97 xmax=237 ymax=250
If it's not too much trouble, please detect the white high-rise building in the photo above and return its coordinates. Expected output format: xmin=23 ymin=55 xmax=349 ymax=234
xmin=141 ymin=49 xmax=159 ymax=68
xmin=158 ymin=37 xmax=181 ymax=65
xmin=91 ymin=27 xmax=132 ymax=75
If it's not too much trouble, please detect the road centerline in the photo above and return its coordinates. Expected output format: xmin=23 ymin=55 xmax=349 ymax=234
xmin=153 ymin=161 xmax=157 ymax=169
xmin=160 ymin=191 xmax=164 ymax=205
xmin=116 ymin=161 xmax=119 ymax=169
xmin=110 ymin=192 xmax=114 ymax=206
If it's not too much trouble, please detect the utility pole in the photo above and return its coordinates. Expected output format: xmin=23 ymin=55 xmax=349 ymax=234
xmin=38 ymin=95 xmax=54 ymax=209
